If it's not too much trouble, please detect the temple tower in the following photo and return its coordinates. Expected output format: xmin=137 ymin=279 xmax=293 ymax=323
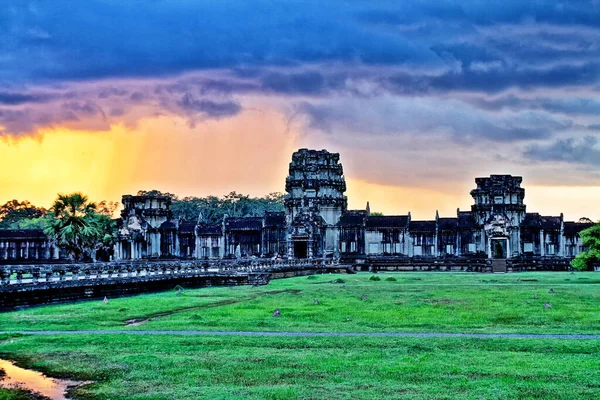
xmin=116 ymin=194 xmax=178 ymax=259
xmin=284 ymin=149 xmax=347 ymax=259
xmin=470 ymin=175 xmax=526 ymax=258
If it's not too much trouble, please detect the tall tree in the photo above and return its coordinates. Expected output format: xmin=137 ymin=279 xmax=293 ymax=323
xmin=571 ymin=221 xmax=600 ymax=271
xmin=44 ymin=193 xmax=104 ymax=261
xmin=96 ymin=200 xmax=119 ymax=218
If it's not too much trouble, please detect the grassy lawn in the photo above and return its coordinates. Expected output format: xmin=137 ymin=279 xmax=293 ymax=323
xmin=1 ymin=335 xmax=599 ymax=399
xmin=0 ymin=272 xmax=599 ymax=399
xmin=1 ymin=272 xmax=599 ymax=334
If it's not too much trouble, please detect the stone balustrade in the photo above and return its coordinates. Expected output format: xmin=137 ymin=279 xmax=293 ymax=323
xmin=0 ymin=258 xmax=342 ymax=287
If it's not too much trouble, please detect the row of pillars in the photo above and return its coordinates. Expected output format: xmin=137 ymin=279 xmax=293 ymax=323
xmin=0 ymin=240 xmax=59 ymax=260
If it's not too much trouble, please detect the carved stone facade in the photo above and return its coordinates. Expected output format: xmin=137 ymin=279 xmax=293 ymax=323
xmin=285 ymin=149 xmax=347 ymax=259
xmin=110 ymin=151 xmax=592 ymax=263
xmin=115 ymin=194 xmax=179 ymax=260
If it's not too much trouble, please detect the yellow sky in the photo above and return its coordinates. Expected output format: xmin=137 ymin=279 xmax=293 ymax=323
xmin=0 ymin=112 xmax=598 ymax=222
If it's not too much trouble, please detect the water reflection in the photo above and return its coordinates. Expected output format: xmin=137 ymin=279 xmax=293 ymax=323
xmin=0 ymin=359 xmax=83 ymax=400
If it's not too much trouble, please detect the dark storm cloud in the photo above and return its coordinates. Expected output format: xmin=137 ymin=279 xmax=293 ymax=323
xmin=467 ymin=96 xmax=600 ymax=116
xmin=3 ymin=1 xmax=600 ymax=95
xmin=1 ymin=0 xmax=600 ymax=157
xmin=297 ymin=98 xmax=571 ymax=143
xmin=0 ymin=91 xmax=56 ymax=105
xmin=525 ymin=136 xmax=600 ymax=166
xmin=178 ymin=93 xmax=242 ymax=119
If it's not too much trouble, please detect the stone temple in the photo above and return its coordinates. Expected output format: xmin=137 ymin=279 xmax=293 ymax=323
xmin=112 ymin=148 xmax=592 ymax=264
xmin=0 ymin=148 xmax=594 ymax=266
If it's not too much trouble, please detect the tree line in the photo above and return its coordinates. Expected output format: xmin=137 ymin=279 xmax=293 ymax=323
xmin=137 ymin=190 xmax=285 ymax=224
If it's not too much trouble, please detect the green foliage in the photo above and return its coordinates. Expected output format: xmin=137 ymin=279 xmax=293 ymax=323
xmin=133 ymin=189 xmax=284 ymax=223
xmin=369 ymin=275 xmax=381 ymax=281
xmin=96 ymin=200 xmax=119 ymax=218
xmin=171 ymin=191 xmax=285 ymax=223
xmin=0 ymin=199 xmax=47 ymax=229
xmin=571 ymin=222 xmax=600 ymax=270
xmin=385 ymin=276 xmax=397 ymax=281
xmin=44 ymin=193 xmax=115 ymax=261
xmin=369 ymin=212 xmax=384 ymax=216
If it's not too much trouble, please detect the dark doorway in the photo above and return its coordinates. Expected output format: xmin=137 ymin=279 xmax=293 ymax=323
xmin=492 ymin=239 xmax=507 ymax=259
xmin=294 ymin=241 xmax=308 ymax=259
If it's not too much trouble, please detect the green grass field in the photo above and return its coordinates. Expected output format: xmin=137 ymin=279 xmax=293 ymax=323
xmin=1 ymin=272 xmax=599 ymax=399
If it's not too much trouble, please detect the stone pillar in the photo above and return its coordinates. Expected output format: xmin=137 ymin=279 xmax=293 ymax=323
xmin=130 ymin=241 xmax=135 ymax=260
xmin=53 ymin=245 xmax=59 ymax=259
xmin=287 ymin=234 xmax=294 ymax=260
xmin=539 ymin=229 xmax=545 ymax=256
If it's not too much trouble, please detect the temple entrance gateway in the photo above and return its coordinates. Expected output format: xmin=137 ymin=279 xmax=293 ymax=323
xmin=293 ymin=241 xmax=308 ymax=259
xmin=492 ymin=238 xmax=508 ymax=259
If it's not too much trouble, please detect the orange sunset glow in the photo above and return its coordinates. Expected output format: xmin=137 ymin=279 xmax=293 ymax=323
xmin=2 ymin=109 xmax=599 ymax=221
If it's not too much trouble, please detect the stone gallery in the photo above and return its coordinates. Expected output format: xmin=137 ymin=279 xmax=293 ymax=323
xmin=112 ymin=149 xmax=593 ymax=262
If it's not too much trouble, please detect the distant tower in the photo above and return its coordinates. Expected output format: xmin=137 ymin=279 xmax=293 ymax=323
xmin=284 ymin=149 xmax=347 ymax=259
xmin=470 ymin=175 xmax=527 ymax=258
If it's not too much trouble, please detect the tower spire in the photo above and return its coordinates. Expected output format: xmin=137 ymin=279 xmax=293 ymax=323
xmin=366 ymin=201 xmax=371 ymax=216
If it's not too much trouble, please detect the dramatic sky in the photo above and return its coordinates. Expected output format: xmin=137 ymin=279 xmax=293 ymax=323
xmin=1 ymin=0 xmax=600 ymax=220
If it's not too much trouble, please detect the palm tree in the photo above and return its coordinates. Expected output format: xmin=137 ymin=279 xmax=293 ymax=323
xmin=44 ymin=193 xmax=103 ymax=261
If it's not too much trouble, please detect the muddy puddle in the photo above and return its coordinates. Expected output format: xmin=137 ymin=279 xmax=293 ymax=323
xmin=0 ymin=358 xmax=87 ymax=399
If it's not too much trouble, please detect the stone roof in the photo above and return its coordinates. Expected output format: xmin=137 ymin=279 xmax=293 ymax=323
xmin=438 ymin=217 xmax=458 ymax=231
xmin=409 ymin=220 xmax=436 ymax=232
xmin=564 ymin=221 xmax=595 ymax=236
xmin=338 ymin=211 xmax=368 ymax=227
xmin=224 ymin=217 xmax=263 ymax=231
xmin=366 ymin=215 xmax=409 ymax=228
xmin=159 ymin=220 xmax=177 ymax=231
xmin=522 ymin=213 xmax=562 ymax=229
xmin=457 ymin=212 xmax=476 ymax=228
xmin=196 ymin=224 xmax=222 ymax=236
xmin=264 ymin=212 xmax=286 ymax=228
xmin=0 ymin=229 xmax=48 ymax=239
xmin=179 ymin=221 xmax=196 ymax=234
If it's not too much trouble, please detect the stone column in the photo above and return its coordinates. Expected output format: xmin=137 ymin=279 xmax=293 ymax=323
xmin=539 ymin=229 xmax=545 ymax=256
xmin=53 ymin=245 xmax=59 ymax=259
xmin=287 ymin=234 xmax=294 ymax=260
xmin=130 ymin=241 xmax=135 ymax=260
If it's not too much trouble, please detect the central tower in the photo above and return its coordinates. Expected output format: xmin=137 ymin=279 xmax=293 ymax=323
xmin=470 ymin=175 xmax=527 ymax=258
xmin=284 ymin=149 xmax=347 ymax=258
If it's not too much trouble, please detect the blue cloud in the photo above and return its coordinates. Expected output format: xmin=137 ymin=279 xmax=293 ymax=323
xmin=525 ymin=136 xmax=600 ymax=166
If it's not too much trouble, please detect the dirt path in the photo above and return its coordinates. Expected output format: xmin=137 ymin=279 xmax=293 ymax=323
xmin=3 ymin=330 xmax=600 ymax=339
xmin=124 ymin=289 xmax=301 ymax=326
